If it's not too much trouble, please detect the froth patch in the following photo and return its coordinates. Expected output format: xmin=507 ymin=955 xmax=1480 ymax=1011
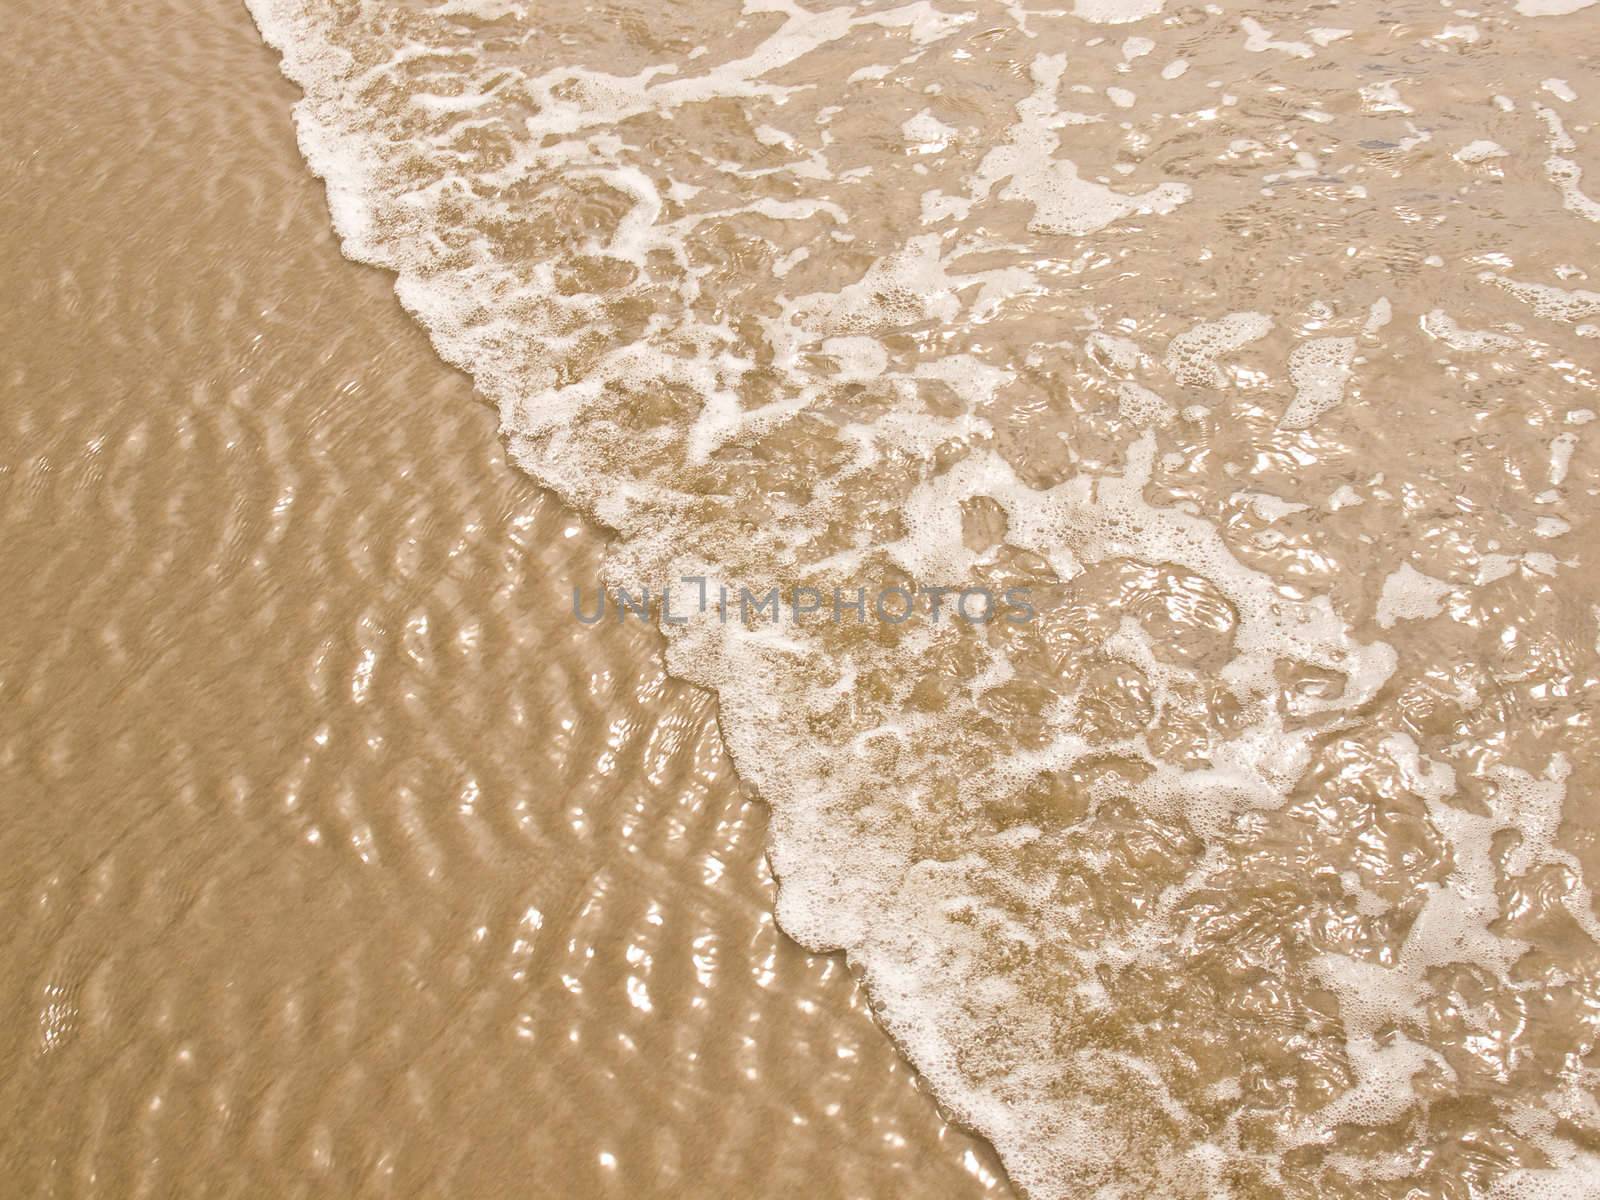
xmin=1165 ymin=312 xmax=1273 ymax=388
xmin=1481 ymin=273 xmax=1600 ymax=324
xmin=1516 ymin=0 xmax=1598 ymax=14
xmin=1070 ymin=0 xmax=1166 ymax=24
xmin=1422 ymin=309 xmax=1517 ymax=352
xmin=972 ymin=54 xmax=1191 ymax=236
xmin=1281 ymin=336 xmax=1356 ymax=429
xmin=1375 ymin=563 xmax=1453 ymax=628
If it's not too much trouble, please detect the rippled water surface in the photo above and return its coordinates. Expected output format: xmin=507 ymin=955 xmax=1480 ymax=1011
xmin=9 ymin=0 xmax=1600 ymax=1195
xmin=1 ymin=2 xmax=1004 ymax=1195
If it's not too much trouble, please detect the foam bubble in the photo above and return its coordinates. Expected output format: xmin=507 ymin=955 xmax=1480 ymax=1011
xmin=1455 ymin=139 xmax=1509 ymax=164
xmin=1422 ymin=308 xmax=1517 ymax=351
xmin=1281 ymin=337 xmax=1356 ymax=429
xmin=1481 ymin=274 xmax=1600 ymax=323
xmin=1070 ymin=0 xmax=1165 ymax=24
xmin=1376 ymin=563 xmax=1453 ymax=628
xmin=1165 ymin=312 xmax=1272 ymax=388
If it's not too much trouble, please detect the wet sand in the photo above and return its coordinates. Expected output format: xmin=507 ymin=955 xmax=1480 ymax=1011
xmin=10 ymin=0 xmax=1600 ymax=1194
xmin=0 ymin=1 xmax=1007 ymax=1195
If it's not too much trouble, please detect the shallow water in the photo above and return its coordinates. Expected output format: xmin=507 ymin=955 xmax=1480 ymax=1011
xmin=8 ymin=0 xmax=1600 ymax=1195
xmin=241 ymin=0 xmax=1600 ymax=1195
xmin=0 ymin=1 xmax=1004 ymax=1195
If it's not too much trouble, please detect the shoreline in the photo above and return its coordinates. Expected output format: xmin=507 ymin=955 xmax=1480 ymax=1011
xmin=0 ymin=0 xmax=1008 ymax=1194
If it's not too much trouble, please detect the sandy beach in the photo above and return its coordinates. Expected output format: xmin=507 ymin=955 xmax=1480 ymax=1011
xmin=8 ymin=0 xmax=1600 ymax=1196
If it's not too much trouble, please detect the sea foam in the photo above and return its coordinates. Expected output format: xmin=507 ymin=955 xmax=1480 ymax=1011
xmin=248 ymin=0 xmax=1600 ymax=1193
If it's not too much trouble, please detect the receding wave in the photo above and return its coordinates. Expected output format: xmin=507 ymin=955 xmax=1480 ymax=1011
xmin=248 ymin=0 xmax=1600 ymax=1194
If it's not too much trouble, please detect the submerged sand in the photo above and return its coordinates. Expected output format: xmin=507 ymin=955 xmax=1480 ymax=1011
xmin=0 ymin=1 xmax=1004 ymax=1194
xmin=8 ymin=0 xmax=1600 ymax=1196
